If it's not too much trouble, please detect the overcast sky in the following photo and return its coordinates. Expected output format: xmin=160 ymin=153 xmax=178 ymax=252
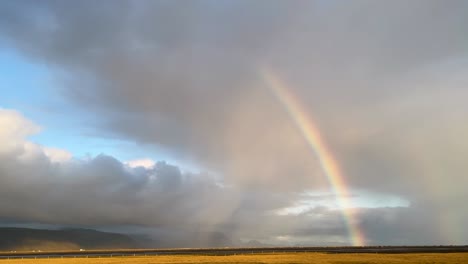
xmin=1 ymin=0 xmax=468 ymax=246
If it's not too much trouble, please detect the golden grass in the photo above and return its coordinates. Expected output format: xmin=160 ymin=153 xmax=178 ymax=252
xmin=1 ymin=253 xmax=468 ymax=264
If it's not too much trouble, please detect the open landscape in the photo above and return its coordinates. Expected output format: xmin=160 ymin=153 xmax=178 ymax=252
xmin=1 ymin=1 xmax=468 ymax=263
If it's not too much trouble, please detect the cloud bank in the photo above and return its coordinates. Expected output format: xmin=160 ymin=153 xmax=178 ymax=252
xmin=1 ymin=0 xmax=468 ymax=245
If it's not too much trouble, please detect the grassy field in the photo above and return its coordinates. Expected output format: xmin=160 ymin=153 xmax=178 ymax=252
xmin=1 ymin=253 xmax=468 ymax=264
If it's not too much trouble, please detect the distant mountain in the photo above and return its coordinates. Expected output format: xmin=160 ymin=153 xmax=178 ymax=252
xmin=243 ymin=240 xmax=271 ymax=247
xmin=0 ymin=227 xmax=139 ymax=251
xmin=142 ymin=230 xmax=237 ymax=248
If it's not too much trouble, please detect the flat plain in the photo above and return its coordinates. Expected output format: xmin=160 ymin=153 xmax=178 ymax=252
xmin=1 ymin=253 xmax=468 ymax=264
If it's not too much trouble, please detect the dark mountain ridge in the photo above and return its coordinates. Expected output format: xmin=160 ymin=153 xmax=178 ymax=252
xmin=0 ymin=227 xmax=138 ymax=251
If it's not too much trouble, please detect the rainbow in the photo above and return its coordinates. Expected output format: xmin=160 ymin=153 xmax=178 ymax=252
xmin=262 ymin=68 xmax=365 ymax=246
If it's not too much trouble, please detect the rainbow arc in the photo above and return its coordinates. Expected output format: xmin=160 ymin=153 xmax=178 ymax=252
xmin=262 ymin=68 xmax=365 ymax=246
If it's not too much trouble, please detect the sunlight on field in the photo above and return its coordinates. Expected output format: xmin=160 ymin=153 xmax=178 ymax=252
xmin=1 ymin=253 xmax=468 ymax=264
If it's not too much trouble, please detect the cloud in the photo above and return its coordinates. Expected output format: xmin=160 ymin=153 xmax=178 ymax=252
xmin=1 ymin=1 xmax=468 ymax=245
xmin=125 ymin=158 xmax=155 ymax=169
xmin=0 ymin=109 xmax=304 ymax=245
xmin=0 ymin=109 xmax=466 ymax=245
xmin=0 ymin=108 xmax=40 ymax=151
xmin=42 ymin=147 xmax=72 ymax=163
xmin=1 ymin=0 xmax=467 ymax=192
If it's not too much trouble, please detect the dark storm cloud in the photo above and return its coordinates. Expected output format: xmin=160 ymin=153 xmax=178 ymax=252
xmin=1 ymin=0 xmax=468 ymax=245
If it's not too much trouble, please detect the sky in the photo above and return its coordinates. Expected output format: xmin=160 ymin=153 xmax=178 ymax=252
xmin=0 ymin=0 xmax=468 ymax=247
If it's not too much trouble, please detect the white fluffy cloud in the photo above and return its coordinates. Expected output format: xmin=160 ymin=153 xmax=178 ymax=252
xmin=125 ymin=158 xmax=155 ymax=169
xmin=42 ymin=147 xmax=72 ymax=163
xmin=0 ymin=108 xmax=40 ymax=151
xmin=0 ymin=108 xmax=71 ymax=163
